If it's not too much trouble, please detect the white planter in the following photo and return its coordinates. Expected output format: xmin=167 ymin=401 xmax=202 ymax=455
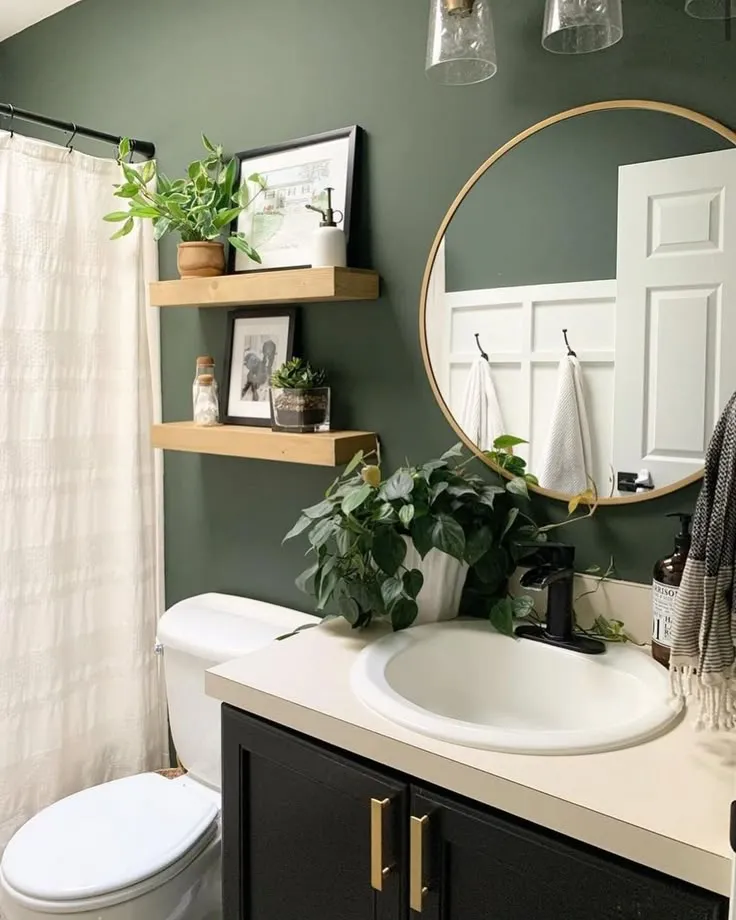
xmin=403 ymin=537 xmax=469 ymax=625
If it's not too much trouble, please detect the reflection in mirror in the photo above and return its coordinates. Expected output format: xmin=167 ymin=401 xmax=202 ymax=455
xmin=424 ymin=106 xmax=736 ymax=503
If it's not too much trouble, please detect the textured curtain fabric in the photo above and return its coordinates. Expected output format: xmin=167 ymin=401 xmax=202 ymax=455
xmin=0 ymin=132 xmax=167 ymax=852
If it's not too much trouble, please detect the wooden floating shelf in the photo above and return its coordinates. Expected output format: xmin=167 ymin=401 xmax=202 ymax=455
xmin=149 ymin=267 xmax=379 ymax=308
xmin=151 ymin=422 xmax=377 ymax=467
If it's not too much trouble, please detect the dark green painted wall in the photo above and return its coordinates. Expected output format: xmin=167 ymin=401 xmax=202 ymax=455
xmin=0 ymin=0 xmax=732 ymax=604
xmin=445 ymin=110 xmax=731 ymax=291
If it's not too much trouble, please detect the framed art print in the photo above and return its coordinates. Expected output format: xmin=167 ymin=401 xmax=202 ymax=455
xmin=228 ymin=126 xmax=360 ymax=273
xmin=221 ymin=309 xmax=296 ymax=426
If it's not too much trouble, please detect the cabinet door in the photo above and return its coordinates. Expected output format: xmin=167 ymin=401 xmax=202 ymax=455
xmin=222 ymin=704 xmax=407 ymax=920
xmin=410 ymin=785 xmax=726 ymax=920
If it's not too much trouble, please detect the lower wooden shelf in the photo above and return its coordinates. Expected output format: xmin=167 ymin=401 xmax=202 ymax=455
xmin=151 ymin=422 xmax=377 ymax=467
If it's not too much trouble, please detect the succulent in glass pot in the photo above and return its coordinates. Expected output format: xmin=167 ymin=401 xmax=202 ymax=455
xmin=270 ymin=358 xmax=330 ymax=433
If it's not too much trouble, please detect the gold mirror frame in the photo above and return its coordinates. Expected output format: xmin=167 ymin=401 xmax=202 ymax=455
xmin=419 ymin=99 xmax=736 ymax=505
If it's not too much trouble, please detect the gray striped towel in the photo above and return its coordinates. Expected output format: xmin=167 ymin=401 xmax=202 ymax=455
xmin=670 ymin=392 xmax=736 ymax=730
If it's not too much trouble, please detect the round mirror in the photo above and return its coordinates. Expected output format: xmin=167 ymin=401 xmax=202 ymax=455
xmin=421 ymin=101 xmax=736 ymax=504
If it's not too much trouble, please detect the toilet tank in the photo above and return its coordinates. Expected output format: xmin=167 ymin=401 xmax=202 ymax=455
xmin=157 ymin=593 xmax=318 ymax=790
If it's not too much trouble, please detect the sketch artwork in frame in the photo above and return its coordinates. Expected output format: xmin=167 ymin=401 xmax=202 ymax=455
xmin=228 ymin=126 xmax=359 ymax=273
xmin=222 ymin=309 xmax=296 ymax=426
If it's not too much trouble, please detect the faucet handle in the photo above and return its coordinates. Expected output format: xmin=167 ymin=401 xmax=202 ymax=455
xmin=514 ymin=541 xmax=575 ymax=569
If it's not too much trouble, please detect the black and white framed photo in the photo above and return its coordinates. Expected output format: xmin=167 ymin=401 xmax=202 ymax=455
xmin=228 ymin=126 xmax=360 ymax=274
xmin=221 ymin=309 xmax=296 ymax=426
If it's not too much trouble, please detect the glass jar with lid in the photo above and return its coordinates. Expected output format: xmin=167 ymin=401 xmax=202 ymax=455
xmin=192 ymin=355 xmax=219 ymax=425
xmin=193 ymin=374 xmax=219 ymax=427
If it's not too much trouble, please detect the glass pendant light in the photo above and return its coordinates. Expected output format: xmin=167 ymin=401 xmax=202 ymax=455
xmin=685 ymin=0 xmax=735 ymax=17
xmin=542 ymin=0 xmax=623 ymax=53
xmin=426 ymin=0 xmax=497 ymax=86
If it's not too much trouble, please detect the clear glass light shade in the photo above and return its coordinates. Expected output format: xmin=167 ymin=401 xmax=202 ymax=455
xmin=426 ymin=0 xmax=497 ymax=86
xmin=542 ymin=0 xmax=623 ymax=53
xmin=685 ymin=0 xmax=735 ymax=18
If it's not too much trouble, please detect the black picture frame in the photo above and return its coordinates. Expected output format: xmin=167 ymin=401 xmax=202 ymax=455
xmin=221 ymin=308 xmax=297 ymax=427
xmin=227 ymin=125 xmax=360 ymax=274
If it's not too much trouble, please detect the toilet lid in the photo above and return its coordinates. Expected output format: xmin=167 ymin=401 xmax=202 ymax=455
xmin=1 ymin=773 xmax=218 ymax=901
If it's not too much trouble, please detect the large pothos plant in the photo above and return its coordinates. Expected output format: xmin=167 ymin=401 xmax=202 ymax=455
xmin=284 ymin=444 xmax=546 ymax=635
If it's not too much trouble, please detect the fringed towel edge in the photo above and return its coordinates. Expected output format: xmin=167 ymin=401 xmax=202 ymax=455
xmin=670 ymin=662 xmax=736 ymax=731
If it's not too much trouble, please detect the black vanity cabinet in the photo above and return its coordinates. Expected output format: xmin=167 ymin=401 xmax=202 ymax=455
xmin=222 ymin=706 xmax=728 ymax=920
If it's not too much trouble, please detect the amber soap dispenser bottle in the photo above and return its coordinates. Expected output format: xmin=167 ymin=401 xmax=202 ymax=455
xmin=651 ymin=512 xmax=692 ymax=667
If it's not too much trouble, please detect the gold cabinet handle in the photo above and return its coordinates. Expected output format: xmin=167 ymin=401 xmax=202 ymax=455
xmin=370 ymin=797 xmax=392 ymax=891
xmin=410 ymin=815 xmax=429 ymax=912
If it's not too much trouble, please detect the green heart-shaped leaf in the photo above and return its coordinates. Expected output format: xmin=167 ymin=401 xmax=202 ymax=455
xmin=379 ymin=470 xmax=413 ymax=502
xmin=402 ymin=569 xmax=424 ymax=600
xmin=489 ymin=597 xmax=515 ymax=636
xmin=372 ymin=527 xmax=407 ymax=576
xmin=391 ymin=598 xmax=418 ymax=631
xmin=341 ymin=483 xmax=373 ymax=516
xmin=431 ymin=514 xmax=465 ymax=560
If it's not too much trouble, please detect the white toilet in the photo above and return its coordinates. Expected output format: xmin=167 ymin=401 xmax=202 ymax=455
xmin=0 ymin=593 xmax=316 ymax=920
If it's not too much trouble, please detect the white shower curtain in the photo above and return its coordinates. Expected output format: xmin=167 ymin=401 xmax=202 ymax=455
xmin=0 ymin=132 xmax=167 ymax=851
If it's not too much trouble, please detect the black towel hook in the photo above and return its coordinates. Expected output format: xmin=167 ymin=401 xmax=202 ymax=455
xmin=474 ymin=333 xmax=489 ymax=362
xmin=562 ymin=328 xmax=577 ymax=358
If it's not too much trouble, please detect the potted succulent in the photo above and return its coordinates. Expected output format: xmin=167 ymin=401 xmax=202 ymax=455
xmin=284 ymin=444 xmax=543 ymax=633
xmin=270 ymin=358 xmax=330 ymax=433
xmin=103 ymin=135 xmax=265 ymax=279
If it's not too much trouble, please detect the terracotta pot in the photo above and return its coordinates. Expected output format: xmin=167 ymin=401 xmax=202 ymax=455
xmin=177 ymin=241 xmax=225 ymax=279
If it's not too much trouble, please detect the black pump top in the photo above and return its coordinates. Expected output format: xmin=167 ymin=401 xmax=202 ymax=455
xmin=667 ymin=512 xmax=693 ymax=554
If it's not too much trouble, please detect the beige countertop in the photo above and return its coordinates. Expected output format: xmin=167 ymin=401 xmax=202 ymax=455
xmin=206 ymin=619 xmax=735 ymax=897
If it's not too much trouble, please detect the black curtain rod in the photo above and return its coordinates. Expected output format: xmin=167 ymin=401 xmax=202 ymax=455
xmin=0 ymin=102 xmax=155 ymax=159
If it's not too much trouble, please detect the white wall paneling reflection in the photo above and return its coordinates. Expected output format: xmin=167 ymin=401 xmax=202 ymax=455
xmin=434 ymin=262 xmax=617 ymax=493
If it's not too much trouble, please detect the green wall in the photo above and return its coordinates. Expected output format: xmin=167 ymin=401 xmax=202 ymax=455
xmin=445 ymin=110 xmax=732 ymax=291
xmin=1 ymin=0 xmax=733 ymax=604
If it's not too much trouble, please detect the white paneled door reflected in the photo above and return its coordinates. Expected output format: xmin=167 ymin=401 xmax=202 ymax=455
xmin=614 ymin=148 xmax=736 ymax=489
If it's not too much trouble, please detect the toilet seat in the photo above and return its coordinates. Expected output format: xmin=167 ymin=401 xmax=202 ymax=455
xmin=0 ymin=773 xmax=219 ymax=910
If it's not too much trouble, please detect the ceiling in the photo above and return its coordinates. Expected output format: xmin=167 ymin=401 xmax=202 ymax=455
xmin=0 ymin=0 xmax=82 ymax=42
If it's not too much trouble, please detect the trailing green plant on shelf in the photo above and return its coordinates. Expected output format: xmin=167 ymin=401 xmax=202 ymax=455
xmin=284 ymin=444 xmax=547 ymax=634
xmin=103 ymin=135 xmax=266 ymax=277
xmin=271 ymin=358 xmax=328 ymax=389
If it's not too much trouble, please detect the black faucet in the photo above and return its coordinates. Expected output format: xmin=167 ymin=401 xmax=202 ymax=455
xmin=514 ymin=543 xmax=605 ymax=655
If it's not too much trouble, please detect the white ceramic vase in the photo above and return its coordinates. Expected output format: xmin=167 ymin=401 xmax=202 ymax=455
xmin=403 ymin=537 xmax=469 ymax=625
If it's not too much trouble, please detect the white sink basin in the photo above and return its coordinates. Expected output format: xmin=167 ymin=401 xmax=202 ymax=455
xmin=351 ymin=620 xmax=682 ymax=755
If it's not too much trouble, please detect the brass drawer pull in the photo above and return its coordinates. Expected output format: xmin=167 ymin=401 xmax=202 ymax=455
xmin=410 ymin=815 xmax=429 ymax=912
xmin=370 ymin=797 xmax=392 ymax=891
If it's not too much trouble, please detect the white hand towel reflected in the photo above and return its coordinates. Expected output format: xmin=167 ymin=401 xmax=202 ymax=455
xmin=459 ymin=357 xmax=506 ymax=452
xmin=538 ymin=355 xmax=593 ymax=495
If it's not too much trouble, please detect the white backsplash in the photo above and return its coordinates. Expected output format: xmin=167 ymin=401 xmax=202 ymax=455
xmin=510 ymin=572 xmax=652 ymax=646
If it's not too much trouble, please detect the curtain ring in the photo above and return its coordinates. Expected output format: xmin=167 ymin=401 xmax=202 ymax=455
xmin=66 ymin=123 xmax=78 ymax=152
xmin=128 ymin=139 xmax=136 ymax=163
xmin=6 ymin=104 xmax=14 ymax=138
